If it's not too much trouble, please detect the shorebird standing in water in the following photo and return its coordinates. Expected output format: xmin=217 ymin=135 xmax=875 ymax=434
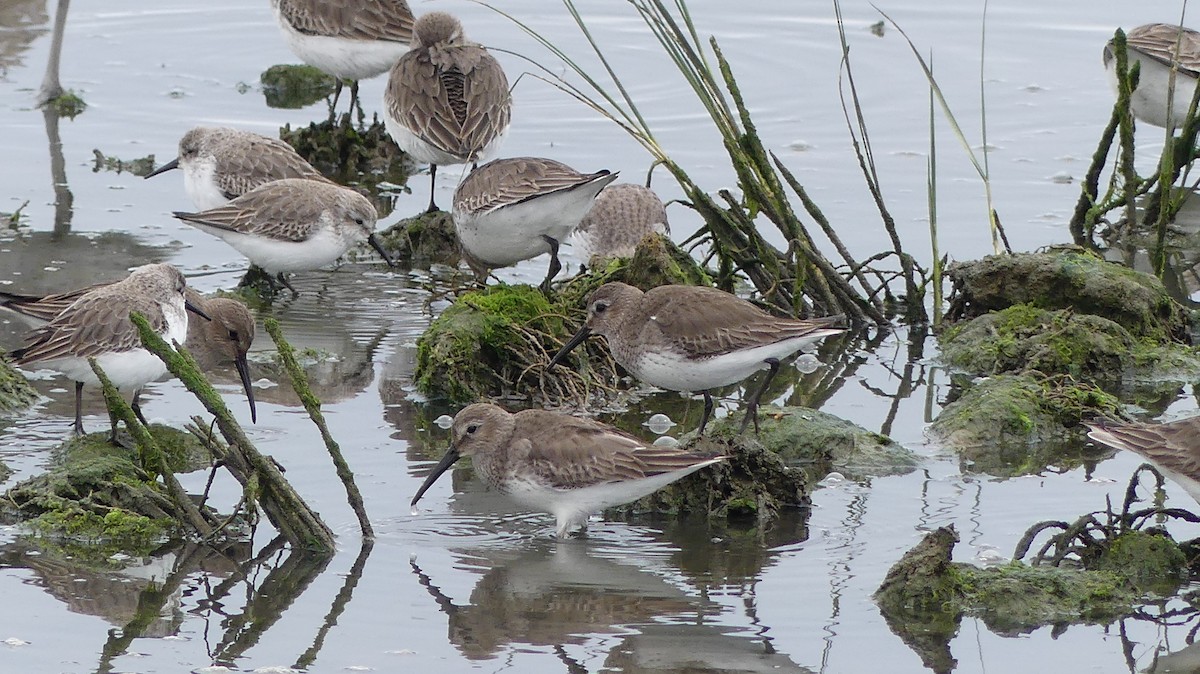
xmin=550 ymin=282 xmax=844 ymax=435
xmin=410 ymin=402 xmax=724 ymax=538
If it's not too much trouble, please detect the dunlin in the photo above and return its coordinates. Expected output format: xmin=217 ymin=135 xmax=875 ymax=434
xmin=1086 ymin=417 xmax=1200 ymax=503
xmin=145 ymin=126 xmax=330 ymax=211
xmin=384 ymin=11 xmax=512 ymax=212
xmin=172 ymin=178 xmax=396 ymax=293
xmin=410 ymin=402 xmax=724 ymax=538
xmin=549 ymin=282 xmax=844 ymax=434
xmin=1104 ymin=23 xmax=1200 ymax=130
xmin=269 ymin=0 xmax=414 ymax=114
xmin=7 ymin=264 xmax=210 ymax=441
xmin=453 ymin=157 xmax=618 ymax=293
xmin=1 ymin=286 xmax=257 ymax=422
xmin=570 ymin=183 xmax=670 ymax=268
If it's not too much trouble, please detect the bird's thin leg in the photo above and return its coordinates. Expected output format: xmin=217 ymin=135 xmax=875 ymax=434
xmin=73 ymin=380 xmax=84 ymax=435
xmin=277 ymin=273 xmax=300 ymax=296
xmin=131 ymin=389 xmax=150 ymax=427
xmin=539 ymin=235 xmax=562 ymax=295
xmin=329 ymin=80 xmax=344 ymax=121
xmin=739 ymin=358 xmax=781 ymax=435
xmin=698 ymin=391 xmax=714 ymax=435
xmin=351 ymin=80 xmax=364 ymax=126
xmin=425 ymin=164 xmax=439 ymax=213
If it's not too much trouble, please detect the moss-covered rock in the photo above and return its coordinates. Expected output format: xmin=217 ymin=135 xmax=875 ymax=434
xmin=47 ymin=90 xmax=86 ymax=119
xmin=945 ymin=250 xmax=1188 ymax=343
xmin=929 ymin=374 xmax=1122 ymax=475
xmin=0 ymin=355 xmax=37 ymax=416
xmin=279 ymin=116 xmax=412 ymax=216
xmin=1094 ymin=529 xmax=1187 ymax=594
xmin=260 ymin=64 xmax=336 ymax=109
xmin=3 ymin=425 xmax=212 ymax=549
xmin=706 ymin=405 xmax=916 ymax=480
xmin=605 ymin=432 xmax=808 ymax=527
xmin=416 ymin=285 xmax=581 ymax=404
xmin=415 ymin=234 xmax=713 ymax=405
xmin=876 ymin=526 xmax=1144 ymax=649
xmin=941 ymin=304 xmax=1200 ymax=384
xmin=376 ymin=210 xmax=459 ymax=267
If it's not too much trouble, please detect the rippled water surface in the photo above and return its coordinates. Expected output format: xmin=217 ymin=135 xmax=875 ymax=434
xmin=2 ymin=1 xmax=1200 ymax=672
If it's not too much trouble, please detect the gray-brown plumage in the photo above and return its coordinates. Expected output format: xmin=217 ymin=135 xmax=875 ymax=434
xmin=410 ymin=402 xmax=724 ymax=538
xmin=145 ymin=127 xmax=330 ymax=211
xmin=7 ymin=264 xmax=205 ymax=441
xmin=1111 ymin=24 xmax=1200 ymax=76
xmin=384 ymin=11 xmax=512 ymax=212
xmin=270 ymin=0 xmax=414 ymax=115
xmin=550 ymin=282 xmax=844 ymax=435
xmin=172 ymin=178 xmax=395 ymax=292
xmin=452 ymin=157 xmax=617 ymax=292
xmin=570 ymin=183 xmax=670 ymax=267
xmin=1086 ymin=417 xmax=1200 ymax=504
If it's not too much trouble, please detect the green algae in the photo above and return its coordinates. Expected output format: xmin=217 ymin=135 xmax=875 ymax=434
xmin=929 ymin=374 xmax=1121 ymax=466
xmin=260 ymin=64 xmax=336 ymax=109
xmin=945 ymin=250 xmax=1188 ymax=343
xmin=47 ymin=89 xmax=86 ymax=119
xmin=707 ymin=404 xmax=916 ymax=480
xmin=376 ymin=209 xmax=460 ymax=267
xmin=416 ymin=285 xmax=568 ymax=404
xmin=3 ymin=425 xmax=210 ymax=548
xmin=0 ymin=354 xmax=36 ymax=416
xmin=279 ymin=117 xmax=411 ymax=214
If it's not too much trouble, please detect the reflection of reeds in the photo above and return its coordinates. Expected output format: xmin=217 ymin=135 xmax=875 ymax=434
xmin=484 ymin=0 xmax=895 ymax=324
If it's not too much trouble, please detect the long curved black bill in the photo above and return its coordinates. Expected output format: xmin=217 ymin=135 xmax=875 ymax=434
xmin=411 ymin=447 xmax=461 ymax=506
xmin=235 ymin=353 xmax=257 ymax=424
xmin=185 ymin=299 xmax=212 ymax=321
xmin=368 ymin=233 xmax=397 ymax=267
xmin=145 ymin=157 xmax=180 ymax=179
xmin=548 ymin=326 xmax=592 ymax=368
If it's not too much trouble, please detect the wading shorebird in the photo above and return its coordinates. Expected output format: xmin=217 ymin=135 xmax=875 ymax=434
xmin=550 ymin=282 xmax=844 ymax=435
xmin=410 ymin=402 xmax=725 ymax=538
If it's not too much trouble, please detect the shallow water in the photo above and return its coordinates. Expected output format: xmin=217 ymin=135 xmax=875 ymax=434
xmin=2 ymin=1 xmax=1200 ymax=673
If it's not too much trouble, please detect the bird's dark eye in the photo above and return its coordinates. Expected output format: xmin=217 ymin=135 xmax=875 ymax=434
xmin=355 ymin=218 xmax=365 ymax=226
xmin=593 ymin=301 xmax=608 ymax=314
xmin=466 ymin=424 xmax=479 ymax=434
xmin=228 ymin=330 xmax=239 ymax=341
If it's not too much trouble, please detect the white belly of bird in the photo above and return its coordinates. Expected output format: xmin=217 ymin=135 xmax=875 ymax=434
xmin=201 ymin=223 xmax=353 ymax=273
xmin=183 ymin=159 xmax=229 ymax=211
xmin=455 ymin=187 xmax=599 ymax=267
xmin=43 ymin=302 xmax=188 ymax=391
xmin=1106 ymin=54 xmax=1199 ymax=129
xmin=383 ymin=116 xmax=508 ymax=166
xmin=272 ymin=11 xmax=408 ymax=81
xmin=503 ymin=458 xmax=721 ymax=537
xmin=629 ymin=334 xmax=825 ymax=392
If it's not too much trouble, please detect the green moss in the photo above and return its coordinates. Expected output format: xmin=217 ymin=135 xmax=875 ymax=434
xmin=48 ymin=90 xmax=86 ymax=119
xmin=376 ymin=210 xmax=459 ymax=266
xmin=930 ymin=373 xmax=1122 ymax=476
xmin=946 ymin=250 xmax=1188 ymax=342
xmin=260 ymin=64 xmax=336 ymax=109
xmin=3 ymin=425 xmax=209 ymax=547
xmin=0 ymin=355 xmax=36 ymax=416
xmin=279 ymin=117 xmax=411 ymax=214
xmin=1095 ymin=529 xmax=1186 ymax=593
xmin=416 ymin=285 xmax=564 ymax=403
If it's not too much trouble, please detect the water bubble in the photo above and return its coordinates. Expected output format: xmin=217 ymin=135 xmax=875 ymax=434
xmin=795 ymin=353 xmax=821 ymax=373
xmin=644 ymin=413 xmax=676 ymax=434
xmin=434 ymin=414 xmax=453 ymax=429
xmin=818 ymin=471 xmax=846 ymax=487
xmin=653 ymin=436 xmax=679 ymax=447
xmin=410 ymin=505 xmax=421 ymax=517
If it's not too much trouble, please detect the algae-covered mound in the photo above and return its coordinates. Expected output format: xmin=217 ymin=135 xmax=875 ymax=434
xmin=710 ymin=405 xmax=916 ymax=480
xmin=279 ymin=117 xmax=411 ymax=205
xmin=929 ymin=374 xmax=1120 ymax=461
xmin=417 ymin=284 xmax=604 ymax=404
xmin=0 ymin=355 xmax=37 ymax=416
xmin=3 ymin=425 xmax=213 ymax=550
xmin=945 ymin=249 xmax=1188 ymax=342
xmin=604 ymin=433 xmax=809 ymax=527
xmin=415 ymin=234 xmax=711 ymax=405
xmin=376 ymin=210 xmax=460 ymax=267
xmin=260 ymin=64 xmax=336 ymax=109
xmin=876 ymin=525 xmax=1150 ymax=644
